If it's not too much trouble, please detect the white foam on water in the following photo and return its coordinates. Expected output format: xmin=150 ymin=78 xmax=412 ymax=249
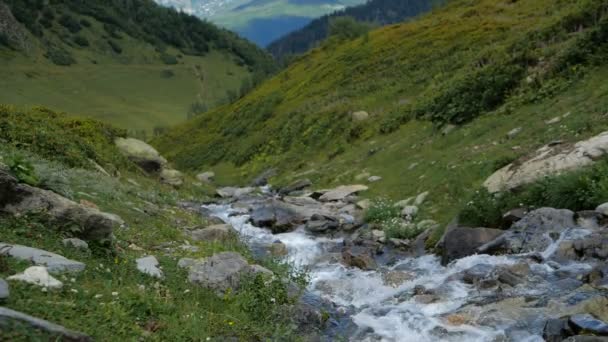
xmin=202 ymin=203 xmax=581 ymax=341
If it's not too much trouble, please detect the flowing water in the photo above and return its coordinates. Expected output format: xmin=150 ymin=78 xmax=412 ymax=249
xmin=204 ymin=204 xmax=595 ymax=341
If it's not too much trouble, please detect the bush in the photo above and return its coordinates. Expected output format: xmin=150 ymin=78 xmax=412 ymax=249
xmin=58 ymin=14 xmax=82 ymax=33
xmin=73 ymin=35 xmax=89 ymax=47
xmin=5 ymin=153 xmax=39 ymax=186
xmin=160 ymin=53 xmax=178 ymax=65
xmin=44 ymin=46 xmax=75 ymax=66
xmin=107 ymin=39 xmax=122 ymax=54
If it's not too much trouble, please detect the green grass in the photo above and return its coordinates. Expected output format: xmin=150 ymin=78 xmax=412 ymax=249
xmin=0 ymin=142 xmax=306 ymax=340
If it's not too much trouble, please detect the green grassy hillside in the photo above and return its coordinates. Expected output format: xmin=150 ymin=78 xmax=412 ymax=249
xmin=0 ymin=0 xmax=275 ymax=136
xmin=155 ymin=0 xmax=608 ymax=229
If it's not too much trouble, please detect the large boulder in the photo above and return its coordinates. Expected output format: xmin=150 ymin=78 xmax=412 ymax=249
xmin=188 ymin=252 xmax=272 ymax=295
xmin=305 ymin=214 xmax=339 ymax=233
xmin=196 ymin=171 xmax=215 ymax=183
xmin=249 ymin=201 xmax=304 ymax=233
xmin=0 ymin=307 xmax=92 ymax=341
xmin=0 ymin=170 xmax=121 ymax=242
xmin=479 ymin=208 xmax=576 ymax=255
xmin=252 ymin=169 xmax=276 ymax=187
xmin=114 ymin=137 xmax=167 ymax=173
xmin=0 ymin=243 xmax=85 ymax=273
xmin=439 ymin=227 xmax=504 ymax=265
xmin=190 ymin=224 xmax=236 ymax=242
xmin=484 ymin=132 xmax=608 ymax=192
xmin=319 ymin=185 xmax=368 ymax=202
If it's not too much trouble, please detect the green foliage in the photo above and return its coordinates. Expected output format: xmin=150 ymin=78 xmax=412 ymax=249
xmin=383 ymin=219 xmax=425 ymax=240
xmin=72 ymin=35 xmax=89 ymax=47
xmin=364 ymin=198 xmax=400 ymax=223
xmin=160 ymin=53 xmax=178 ymax=65
xmin=107 ymin=39 xmax=122 ymax=54
xmin=460 ymin=158 xmax=608 ymax=228
xmin=58 ymin=14 xmax=82 ymax=33
xmin=5 ymin=153 xmax=40 ymax=186
xmin=0 ymin=106 xmax=130 ymax=171
xmin=44 ymin=45 xmax=75 ymax=66
xmin=329 ymin=16 xmax=372 ymax=41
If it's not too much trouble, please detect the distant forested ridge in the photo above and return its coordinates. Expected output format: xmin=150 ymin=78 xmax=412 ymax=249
xmin=267 ymin=0 xmax=439 ymax=60
xmin=3 ymin=0 xmax=276 ymax=74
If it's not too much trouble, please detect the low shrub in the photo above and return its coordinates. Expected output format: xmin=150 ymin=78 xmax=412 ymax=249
xmin=364 ymin=198 xmax=401 ymax=223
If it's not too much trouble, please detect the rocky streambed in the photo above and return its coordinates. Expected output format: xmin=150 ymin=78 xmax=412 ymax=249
xmin=201 ymin=183 xmax=608 ymax=342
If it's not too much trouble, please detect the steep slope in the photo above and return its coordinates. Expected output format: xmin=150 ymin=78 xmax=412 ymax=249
xmin=156 ymin=0 xmax=608 ymax=227
xmin=268 ymin=0 xmax=438 ymax=60
xmin=0 ymin=0 xmax=275 ymax=136
xmin=155 ymin=0 xmax=366 ymax=46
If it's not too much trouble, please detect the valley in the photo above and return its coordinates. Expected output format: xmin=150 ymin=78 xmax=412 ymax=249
xmin=1 ymin=0 xmax=608 ymax=341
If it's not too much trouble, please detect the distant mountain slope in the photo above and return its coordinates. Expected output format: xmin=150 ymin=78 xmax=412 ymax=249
xmin=268 ymin=0 xmax=438 ymax=59
xmin=0 ymin=0 xmax=275 ymax=136
xmin=155 ymin=0 xmax=608 ymax=226
xmin=154 ymin=0 xmax=366 ymax=46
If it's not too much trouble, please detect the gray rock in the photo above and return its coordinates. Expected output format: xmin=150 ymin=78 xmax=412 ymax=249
xmin=0 ymin=243 xmax=85 ymax=273
xmin=544 ymin=318 xmax=573 ymax=342
xmin=178 ymin=258 xmax=197 ymax=269
xmin=216 ymin=187 xmax=255 ymax=199
xmin=342 ymin=245 xmax=377 ymax=270
xmin=401 ymin=205 xmax=419 ymax=220
xmin=278 ymin=179 xmax=312 ymax=196
xmin=569 ymin=314 xmax=608 ymax=335
xmin=114 ymin=137 xmax=167 ymax=173
xmin=368 ymin=176 xmax=382 ymax=183
xmin=462 ymin=264 xmax=494 ymax=285
xmin=414 ymin=191 xmax=429 ymax=206
xmin=0 ymin=307 xmax=92 ymax=341
xmin=564 ymin=336 xmax=608 ymax=342
xmin=505 ymin=208 xmax=575 ymax=254
xmin=250 ymin=201 xmax=303 ymax=233
xmin=484 ymin=131 xmax=608 ymax=192
xmin=190 ymin=224 xmax=236 ymax=242
xmin=136 ymin=256 xmax=163 ymax=278
xmin=597 ymin=203 xmax=608 ymax=216
xmin=0 ymin=169 xmax=120 ymax=242
xmin=7 ymin=266 xmax=63 ymax=289
xmin=371 ymin=229 xmax=386 ymax=243
xmin=439 ymin=227 xmax=504 ymax=265
xmin=62 ymin=238 xmax=89 ymax=251
xmin=160 ymin=169 xmax=184 ymax=187
xmin=252 ymin=169 xmax=277 ymax=186
xmin=394 ymin=197 xmax=414 ymax=208
xmin=196 ymin=171 xmax=215 ymax=183
xmin=352 ymin=111 xmax=369 ymax=121
xmin=188 ymin=252 xmax=272 ymax=295
xmin=501 ymin=208 xmax=527 ymax=229
xmin=356 ymin=199 xmax=371 ymax=210
xmin=507 ymin=127 xmax=522 ymax=139
xmin=306 ymin=214 xmax=339 ymax=233
xmin=382 ymin=270 xmax=414 ymax=288
xmin=0 ymin=278 xmax=8 ymax=300
xmin=319 ymin=185 xmax=368 ymax=202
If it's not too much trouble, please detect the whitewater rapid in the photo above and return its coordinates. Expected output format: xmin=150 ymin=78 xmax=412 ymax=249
xmin=203 ymin=204 xmax=593 ymax=341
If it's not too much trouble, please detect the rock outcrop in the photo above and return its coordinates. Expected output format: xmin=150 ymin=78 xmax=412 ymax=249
xmin=188 ymin=252 xmax=273 ymax=295
xmin=0 ymin=169 xmax=121 ymax=242
xmin=0 ymin=243 xmax=85 ymax=273
xmin=0 ymin=307 xmax=92 ymax=341
xmin=439 ymin=227 xmax=504 ymax=265
xmin=114 ymin=137 xmax=167 ymax=173
xmin=484 ymin=132 xmax=608 ymax=192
